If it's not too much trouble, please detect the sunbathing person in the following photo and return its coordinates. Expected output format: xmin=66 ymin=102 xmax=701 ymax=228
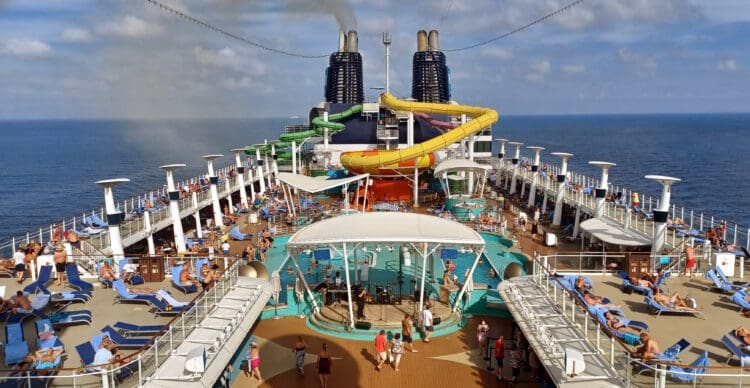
xmin=34 ymin=347 xmax=65 ymax=375
xmin=629 ymin=276 xmax=655 ymax=291
xmin=652 ymin=290 xmax=700 ymax=311
xmin=634 ymin=333 xmax=660 ymax=362
xmin=574 ymin=276 xmax=591 ymax=294
xmin=179 ymin=263 xmax=198 ymax=287
xmin=10 ymin=291 xmax=32 ymax=315
xmin=582 ymin=290 xmax=619 ymax=309
xmin=200 ymin=263 xmax=224 ymax=291
xmin=128 ymin=287 xmax=160 ymax=294
xmin=100 ymin=261 xmax=117 ymax=282
xmin=604 ymin=311 xmax=641 ymax=336
xmin=736 ymin=326 xmax=750 ymax=345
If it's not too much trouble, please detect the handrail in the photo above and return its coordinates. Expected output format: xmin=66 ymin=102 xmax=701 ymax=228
xmin=0 ymin=256 xmax=243 ymax=383
xmin=531 ymin=252 xmax=750 ymax=386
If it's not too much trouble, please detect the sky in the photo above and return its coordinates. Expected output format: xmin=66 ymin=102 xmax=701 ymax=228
xmin=0 ymin=0 xmax=748 ymax=119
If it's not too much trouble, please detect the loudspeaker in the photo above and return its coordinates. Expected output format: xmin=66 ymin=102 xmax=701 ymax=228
xmin=355 ymin=321 xmax=371 ymax=330
xmin=433 ymin=317 xmax=441 ymax=326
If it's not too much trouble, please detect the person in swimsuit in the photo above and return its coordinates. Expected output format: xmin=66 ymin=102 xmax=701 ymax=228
xmin=34 ymin=347 xmax=65 ymax=376
xmin=100 ymin=261 xmax=117 ymax=282
xmin=653 ymin=290 xmax=699 ymax=311
xmin=634 ymin=333 xmax=660 ymax=362
xmin=292 ymin=336 xmax=306 ymax=375
xmin=402 ymin=314 xmax=417 ymax=353
xmin=248 ymin=342 xmax=261 ymax=381
xmin=317 ymin=343 xmax=331 ymax=388
xmin=604 ymin=311 xmax=641 ymax=335
xmin=53 ymin=245 xmax=67 ymax=286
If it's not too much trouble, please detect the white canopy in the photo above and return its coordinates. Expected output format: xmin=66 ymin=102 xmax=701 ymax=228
xmin=579 ymin=217 xmax=652 ymax=247
xmin=286 ymin=212 xmax=485 ymax=248
xmin=434 ymin=158 xmax=490 ymax=177
xmin=277 ymin=172 xmax=369 ymax=193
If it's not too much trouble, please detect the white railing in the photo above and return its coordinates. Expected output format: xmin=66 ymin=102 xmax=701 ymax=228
xmin=494 ymin=156 xmax=750 ymax=252
xmin=0 ymin=162 xmax=266 ymax=257
xmin=0 ymin=257 xmax=245 ymax=388
xmin=532 ymin=253 xmax=750 ymax=387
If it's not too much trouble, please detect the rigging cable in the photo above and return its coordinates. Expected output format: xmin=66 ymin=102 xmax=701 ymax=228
xmin=144 ymin=0 xmax=329 ymax=59
xmin=443 ymin=0 xmax=585 ymax=52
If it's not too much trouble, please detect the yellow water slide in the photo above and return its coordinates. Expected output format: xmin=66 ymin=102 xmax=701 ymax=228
xmin=340 ymin=93 xmax=499 ymax=173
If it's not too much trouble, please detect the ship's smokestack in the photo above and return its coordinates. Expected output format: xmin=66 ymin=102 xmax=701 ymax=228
xmin=347 ymin=30 xmax=358 ymax=52
xmin=428 ymin=30 xmax=439 ymax=51
xmin=417 ymin=30 xmax=428 ymax=52
xmin=338 ymin=30 xmax=346 ymax=52
xmin=412 ymin=29 xmax=450 ymax=103
xmin=325 ymin=30 xmax=364 ymax=103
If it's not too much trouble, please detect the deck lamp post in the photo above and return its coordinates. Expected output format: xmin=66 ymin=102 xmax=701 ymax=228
xmin=203 ymin=154 xmax=224 ymax=228
xmin=95 ymin=178 xmax=129 ymax=259
xmin=508 ymin=142 xmax=523 ymax=196
xmin=646 ymin=175 xmax=681 ymax=256
xmin=551 ymin=152 xmax=573 ymax=228
xmin=159 ymin=164 xmax=187 ymax=254
xmin=526 ymin=146 xmax=545 ymax=208
xmin=589 ymin=161 xmax=616 ymax=218
xmin=494 ymin=138 xmax=508 ymax=188
xmin=231 ymin=148 xmax=249 ymax=209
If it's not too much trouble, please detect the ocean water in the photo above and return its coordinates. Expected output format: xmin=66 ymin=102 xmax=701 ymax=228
xmin=0 ymin=113 xmax=748 ymax=242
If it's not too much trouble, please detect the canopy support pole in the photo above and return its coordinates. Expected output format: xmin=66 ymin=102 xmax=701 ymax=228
xmin=342 ymin=242 xmax=355 ymax=329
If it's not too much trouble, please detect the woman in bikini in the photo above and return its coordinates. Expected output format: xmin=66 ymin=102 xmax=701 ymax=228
xmin=604 ymin=311 xmax=640 ymax=335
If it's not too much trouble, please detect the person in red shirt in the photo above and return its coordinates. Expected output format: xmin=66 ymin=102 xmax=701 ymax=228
xmin=375 ymin=330 xmax=388 ymax=371
xmin=494 ymin=336 xmax=505 ymax=381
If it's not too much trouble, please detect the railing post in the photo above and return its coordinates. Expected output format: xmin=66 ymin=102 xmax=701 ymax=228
xmin=100 ymin=367 xmax=110 ymax=388
xmin=138 ymin=353 xmax=143 ymax=386
xmin=609 ymin=336 xmax=615 ymax=365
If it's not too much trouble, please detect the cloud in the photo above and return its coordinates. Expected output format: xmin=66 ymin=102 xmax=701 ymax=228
xmin=530 ymin=59 xmax=551 ymax=74
xmin=61 ymin=27 xmax=92 ymax=43
xmin=717 ymin=59 xmax=738 ymax=72
xmin=193 ymin=46 xmax=267 ymax=76
xmin=562 ymin=64 xmax=585 ymax=75
xmin=98 ymin=16 xmax=162 ymax=38
xmin=617 ymin=48 xmax=657 ymax=74
xmin=480 ymin=47 xmax=513 ymax=61
xmin=0 ymin=38 xmax=52 ymax=57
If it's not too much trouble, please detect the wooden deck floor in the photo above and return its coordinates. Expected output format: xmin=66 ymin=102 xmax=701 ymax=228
xmin=231 ymin=315 xmax=552 ymax=388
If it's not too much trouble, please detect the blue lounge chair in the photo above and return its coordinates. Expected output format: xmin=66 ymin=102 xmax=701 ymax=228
xmin=732 ymin=290 xmax=750 ymax=314
xmin=113 ymin=321 xmax=166 ymax=337
xmin=645 ymin=295 xmax=705 ymax=319
xmin=119 ymin=259 xmax=144 ymax=285
xmin=49 ymin=290 xmax=91 ymax=305
xmin=668 ymin=351 xmax=709 ymax=383
xmin=75 ymin=342 xmax=96 ymax=366
xmin=23 ymin=265 xmax=53 ymax=294
xmin=194 ymin=258 xmax=209 ymax=282
xmin=50 ymin=309 xmax=93 ymax=327
xmin=716 ymin=266 xmax=750 ymax=287
xmin=100 ymin=325 xmax=150 ymax=349
xmin=618 ymin=271 xmax=653 ymax=296
xmin=113 ymin=280 xmax=191 ymax=316
xmin=722 ymin=335 xmax=750 ymax=366
xmin=34 ymin=318 xmax=64 ymax=349
xmin=65 ymin=264 xmax=94 ymax=293
xmin=85 ymin=214 xmax=108 ymax=228
xmin=4 ymin=322 xmax=29 ymax=366
xmin=171 ymin=266 xmax=198 ymax=294
xmin=706 ymin=269 xmax=743 ymax=294
xmin=229 ymin=226 xmax=250 ymax=241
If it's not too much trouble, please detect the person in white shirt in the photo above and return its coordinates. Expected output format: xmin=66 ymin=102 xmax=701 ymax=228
xmin=422 ymin=305 xmax=434 ymax=343
xmin=13 ymin=246 xmax=26 ymax=283
xmin=221 ymin=241 xmax=230 ymax=256
xmin=92 ymin=347 xmax=116 ymax=371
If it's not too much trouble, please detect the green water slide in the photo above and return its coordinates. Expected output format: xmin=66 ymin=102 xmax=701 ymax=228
xmin=246 ymin=104 xmax=363 ymax=157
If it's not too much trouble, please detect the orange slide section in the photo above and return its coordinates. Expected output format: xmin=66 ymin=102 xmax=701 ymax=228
xmin=340 ymin=93 xmax=499 ymax=174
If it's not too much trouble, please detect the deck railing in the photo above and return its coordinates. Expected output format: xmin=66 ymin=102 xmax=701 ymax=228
xmin=0 ymin=256 xmax=246 ymax=388
xmin=0 ymin=162 xmax=266 ymax=257
xmin=494 ymin=156 xmax=750 ymax=252
xmin=531 ymin=252 xmax=750 ymax=387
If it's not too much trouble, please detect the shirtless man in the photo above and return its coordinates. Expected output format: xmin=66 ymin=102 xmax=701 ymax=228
xmin=67 ymin=230 xmax=81 ymax=249
xmin=402 ymin=314 xmax=417 ymax=352
xmin=34 ymin=347 xmax=65 ymax=375
xmin=53 ymin=245 xmax=68 ymax=286
xmin=635 ymin=333 xmax=659 ymax=362
xmin=11 ymin=291 xmax=33 ymax=314
xmin=583 ymin=290 xmax=619 ymax=309
xmin=180 ymin=263 xmax=197 ymax=286
xmin=653 ymin=290 xmax=699 ymax=311
xmin=99 ymin=261 xmax=117 ymax=282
